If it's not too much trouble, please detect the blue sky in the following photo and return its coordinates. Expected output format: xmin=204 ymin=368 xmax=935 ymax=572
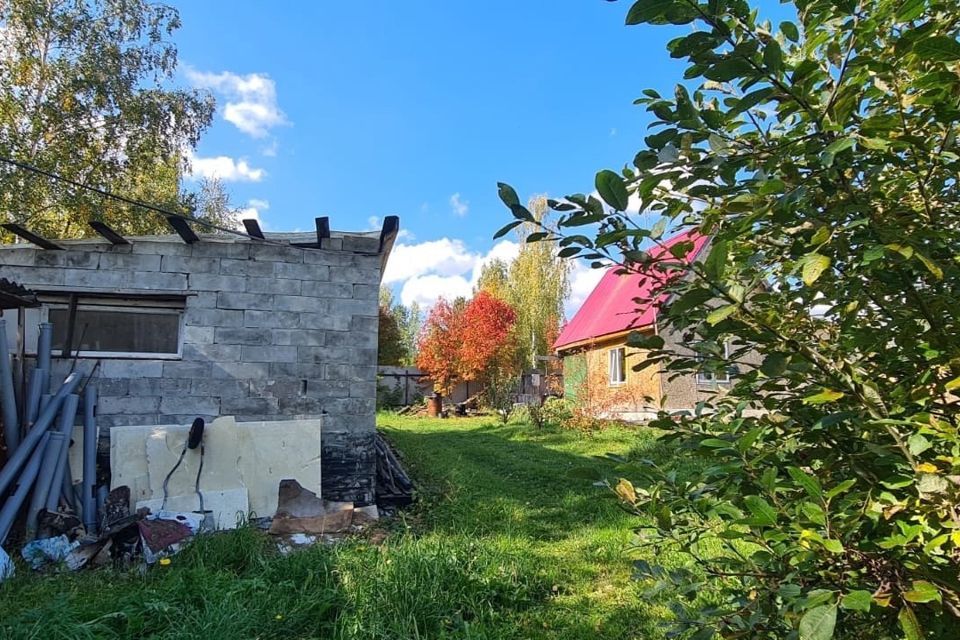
xmin=171 ymin=1 xmax=781 ymax=313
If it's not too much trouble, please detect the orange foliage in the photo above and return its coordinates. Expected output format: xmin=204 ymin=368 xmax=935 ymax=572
xmin=416 ymin=293 xmax=517 ymax=395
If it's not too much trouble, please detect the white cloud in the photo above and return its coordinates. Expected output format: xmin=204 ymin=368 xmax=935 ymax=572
xmin=565 ymin=259 xmax=606 ymax=318
xmin=400 ymin=274 xmax=473 ymax=308
xmin=449 ymin=193 xmax=469 ymax=217
xmin=188 ymin=152 xmax=265 ymax=182
xmin=385 ymin=237 xmax=520 ymax=309
xmin=237 ymin=198 xmax=269 ymax=229
xmin=186 ymin=68 xmax=288 ymax=139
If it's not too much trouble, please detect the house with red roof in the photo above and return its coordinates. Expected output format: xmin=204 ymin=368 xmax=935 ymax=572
xmin=555 ymin=229 xmax=737 ymax=421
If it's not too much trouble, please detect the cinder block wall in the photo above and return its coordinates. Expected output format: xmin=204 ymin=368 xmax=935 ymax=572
xmin=0 ymin=235 xmax=381 ymax=503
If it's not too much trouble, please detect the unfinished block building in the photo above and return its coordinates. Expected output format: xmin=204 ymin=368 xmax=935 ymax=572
xmin=0 ymin=219 xmax=397 ymax=504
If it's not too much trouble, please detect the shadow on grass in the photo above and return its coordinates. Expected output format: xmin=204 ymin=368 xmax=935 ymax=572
xmin=0 ymin=417 xmax=697 ymax=640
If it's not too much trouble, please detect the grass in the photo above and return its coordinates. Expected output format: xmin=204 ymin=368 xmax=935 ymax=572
xmin=0 ymin=415 xmax=701 ymax=639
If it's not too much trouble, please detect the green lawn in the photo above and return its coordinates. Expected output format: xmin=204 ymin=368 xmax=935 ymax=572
xmin=0 ymin=415 xmax=693 ymax=639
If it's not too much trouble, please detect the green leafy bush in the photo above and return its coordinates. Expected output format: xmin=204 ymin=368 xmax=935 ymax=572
xmin=540 ymin=397 xmax=573 ymax=427
xmin=499 ymin=0 xmax=960 ymax=637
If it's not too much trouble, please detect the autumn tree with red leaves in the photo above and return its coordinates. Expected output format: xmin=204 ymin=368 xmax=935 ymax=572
xmin=416 ymin=293 xmax=517 ymax=396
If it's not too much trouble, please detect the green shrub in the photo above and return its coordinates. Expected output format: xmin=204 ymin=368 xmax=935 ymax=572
xmin=540 ymin=397 xmax=573 ymax=427
xmin=499 ymin=1 xmax=960 ymax=637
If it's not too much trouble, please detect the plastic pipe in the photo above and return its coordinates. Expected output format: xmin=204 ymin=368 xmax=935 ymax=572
xmin=82 ymin=384 xmax=97 ymax=533
xmin=25 ymin=432 xmax=65 ymax=539
xmin=0 ymin=372 xmax=80 ymax=497
xmin=0 ymin=433 xmax=50 ymax=545
xmin=24 ymin=368 xmax=45 ymax=427
xmin=39 ymin=393 xmax=52 ymax=415
xmin=46 ymin=394 xmax=79 ymax=512
xmin=0 ymin=318 xmax=19 ymax=454
xmin=36 ymin=323 xmax=52 ymax=395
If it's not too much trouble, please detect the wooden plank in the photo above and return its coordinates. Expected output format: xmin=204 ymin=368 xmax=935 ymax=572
xmin=88 ymin=221 xmax=130 ymax=245
xmin=315 ymin=217 xmax=330 ymax=247
xmin=166 ymin=216 xmax=199 ymax=244
xmin=1 ymin=223 xmax=64 ymax=250
xmin=242 ymin=218 xmax=265 ymax=239
xmin=378 ymin=215 xmax=400 ymax=275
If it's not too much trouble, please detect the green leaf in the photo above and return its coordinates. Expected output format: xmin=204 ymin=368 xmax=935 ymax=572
xmin=707 ymin=304 xmax=737 ymax=325
xmin=760 ymin=353 xmax=788 ymax=377
xmin=703 ymin=240 xmax=728 ymax=280
xmin=825 ymin=479 xmax=856 ymax=499
xmin=650 ymin=217 xmax=668 ymax=239
xmin=493 ymin=221 xmax=522 ymax=240
xmin=904 ymin=580 xmax=941 ymax=603
xmin=595 ymin=170 xmax=630 ymax=211
xmin=744 ymin=495 xmax=777 ymax=527
xmin=799 ymin=604 xmax=837 ymax=640
xmin=896 ymin=0 xmax=925 ymax=21
xmin=913 ymin=35 xmax=960 ymax=62
xmin=781 ymin=21 xmax=799 ymax=43
xmin=801 ymin=253 xmax=831 ymax=285
xmin=907 ymin=433 xmax=932 ymax=456
xmin=840 ymin=590 xmax=872 ymax=612
xmin=821 ymin=538 xmax=844 ymax=554
xmin=496 ymin=182 xmax=520 ymax=208
xmin=763 ymin=40 xmax=783 ymax=75
xmin=945 ymin=376 xmax=960 ymax=392
xmin=803 ymin=389 xmax=845 ymax=405
xmin=526 ymin=232 xmax=549 ymax=242
xmin=898 ymin=606 xmax=922 ymax=640
xmin=788 ymin=467 xmax=823 ymax=500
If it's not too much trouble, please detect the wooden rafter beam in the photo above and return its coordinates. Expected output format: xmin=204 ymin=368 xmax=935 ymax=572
xmin=378 ymin=215 xmax=400 ymax=277
xmin=165 ymin=216 xmax=199 ymax=244
xmin=88 ymin=221 xmax=130 ymax=245
xmin=315 ymin=217 xmax=330 ymax=247
xmin=242 ymin=218 xmax=265 ymax=240
xmin=1 ymin=223 xmax=64 ymax=250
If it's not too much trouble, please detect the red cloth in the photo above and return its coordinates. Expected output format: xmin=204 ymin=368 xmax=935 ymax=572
xmin=554 ymin=229 xmax=709 ymax=351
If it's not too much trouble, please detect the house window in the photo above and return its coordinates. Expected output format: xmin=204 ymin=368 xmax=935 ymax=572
xmin=46 ymin=300 xmax=184 ymax=358
xmin=696 ymin=342 xmax=731 ymax=384
xmin=608 ymin=347 xmax=626 ymax=385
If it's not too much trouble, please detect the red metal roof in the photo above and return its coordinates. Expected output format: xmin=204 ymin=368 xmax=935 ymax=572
xmin=554 ymin=229 xmax=709 ymax=351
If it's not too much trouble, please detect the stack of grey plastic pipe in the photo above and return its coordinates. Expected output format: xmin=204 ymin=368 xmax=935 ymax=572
xmin=0 ymin=319 xmax=99 ymax=546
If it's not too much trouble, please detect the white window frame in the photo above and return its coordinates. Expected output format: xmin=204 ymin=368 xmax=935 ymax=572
xmin=608 ymin=347 xmax=626 ymax=386
xmin=42 ymin=299 xmax=185 ymax=360
xmin=696 ymin=341 xmax=732 ymax=385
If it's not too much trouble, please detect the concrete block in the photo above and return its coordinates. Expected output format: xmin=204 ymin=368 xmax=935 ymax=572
xmin=220 ymin=258 xmax=275 ymax=277
xmin=272 ymin=329 xmax=325 ymax=346
xmin=246 ymin=277 xmax=301 ymax=295
xmin=330 ymin=265 xmax=380 ymax=287
xmin=0 ymin=248 xmax=43 ymax=266
xmin=261 ymin=379 xmax=304 ymax=398
xmin=303 ymin=249 xmax=351 ymax=266
xmin=161 ymin=378 xmax=193 ymax=395
xmin=350 ymin=382 xmax=377 ymax=398
xmin=305 ymin=380 xmax=352 ymax=399
xmin=132 ymin=271 xmax=187 ymax=290
xmin=190 ymin=274 xmax=247 ymax=292
xmin=98 ymin=253 xmax=161 ymax=271
xmin=35 ymin=250 xmax=100 ymax=269
xmin=279 ymin=396 xmax=326 ymax=415
xmin=98 ymin=395 xmax=162 ymax=414
xmin=212 ymin=362 xmax=270 ymax=379
xmin=298 ymin=313 xmax=350 ymax=332
xmin=65 ymin=268 xmax=127 ymax=288
xmin=101 ymin=360 xmax=163 ymax=378
xmin=325 ymin=330 xmax=377 ymax=349
xmin=325 ymin=397 xmax=375 ymax=415
xmin=352 ymin=284 xmax=379 ymax=300
xmin=132 ymin=241 xmax=191 ymax=256
xmin=159 ymin=395 xmax=220 ymax=416
xmin=183 ymin=325 xmax=215 ymax=344
xmin=191 ymin=378 xmax=250 ymax=397
xmin=319 ymin=237 xmax=342 ymax=251
xmin=127 ymin=378 xmax=162 ymax=396
xmin=301 ymin=281 xmax=353 ymax=298
xmin=162 ymin=361 xmax=212 ymax=379
xmin=215 ymin=327 xmax=271 ymax=345
xmin=250 ymin=244 xmax=304 ymax=263
xmin=342 ymin=235 xmax=380 ymax=253
xmin=325 ymin=364 xmax=377 ymax=382
xmin=191 ymin=241 xmax=249 ymax=259
xmin=0 ymin=265 xmax=65 ymax=285
xmin=96 ymin=378 xmax=129 ymax=396
xmin=350 ymin=315 xmax=379 ymax=333
xmin=241 ymin=345 xmax=298 ymax=363
xmin=184 ymin=307 xmax=244 ymax=328
xmin=300 ymin=346 xmax=376 ymax=365
xmin=181 ymin=343 xmax=242 ymax=362
xmin=243 ymin=310 xmax=300 ymax=329
xmin=274 ymin=295 xmax=324 ymax=313
xmin=189 ymin=291 xmax=219 ymax=309
xmin=269 ymin=363 xmax=324 ymax=379
xmin=275 ymin=262 xmax=328 ymax=281
xmin=98 ymin=413 xmax=159 ymax=428
xmin=220 ymin=396 xmax=279 ymax=415
xmin=160 ymin=255 xmax=220 ymax=274
xmin=217 ymin=292 xmax=275 ymax=311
